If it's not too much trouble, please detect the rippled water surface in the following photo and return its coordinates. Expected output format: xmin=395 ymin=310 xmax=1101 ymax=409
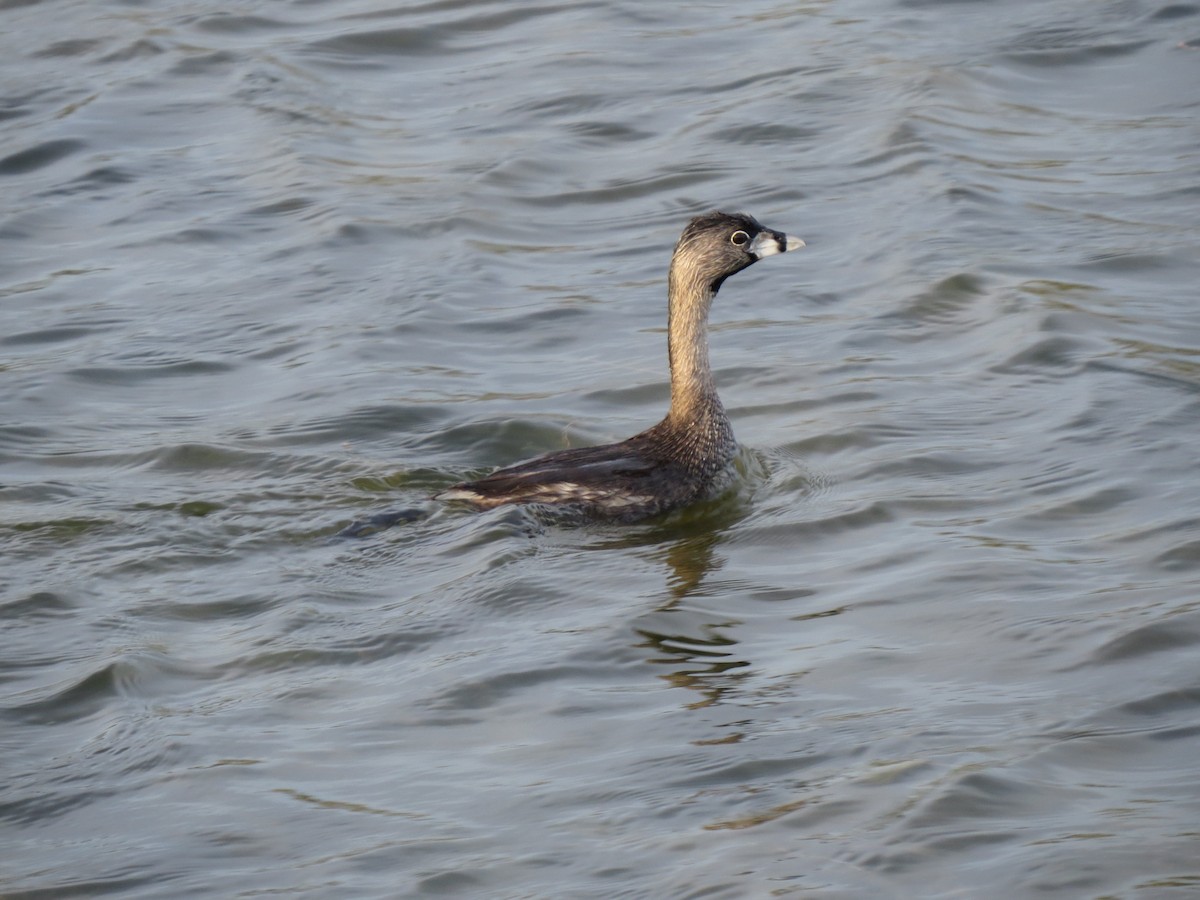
xmin=4 ymin=0 xmax=1200 ymax=896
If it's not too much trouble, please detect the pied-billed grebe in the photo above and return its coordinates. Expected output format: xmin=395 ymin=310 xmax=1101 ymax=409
xmin=436 ymin=211 xmax=804 ymax=521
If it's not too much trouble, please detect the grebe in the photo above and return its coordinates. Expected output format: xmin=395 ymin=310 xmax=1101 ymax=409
xmin=436 ymin=211 xmax=803 ymax=521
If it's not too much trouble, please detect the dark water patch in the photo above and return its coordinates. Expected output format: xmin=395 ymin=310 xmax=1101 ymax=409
xmin=576 ymin=379 xmax=669 ymax=411
xmin=1088 ymin=617 xmax=1200 ymax=664
xmin=166 ymin=50 xmax=240 ymax=78
xmin=680 ymin=63 xmax=826 ymax=97
xmin=1117 ymin=683 xmax=1200 ymax=719
xmin=1149 ymin=2 xmax=1200 ymax=19
xmin=231 ymin=632 xmax=446 ymax=677
xmin=416 ymin=417 xmax=597 ymax=462
xmin=782 ymin=425 xmax=884 ymax=457
xmin=865 ymin=450 xmax=995 ymax=480
xmin=138 ymin=442 xmax=270 ymax=473
xmin=992 ymin=335 xmax=1091 ymax=373
xmin=0 ymin=86 xmax=62 ymax=122
xmin=741 ymin=389 xmax=881 ymax=421
xmin=748 ymin=500 xmax=895 ymax=543
xmin=4 ymin=516 xmax=113 ymax=541
xmin=97 ymin=38 xmax=164 ymax=64
xmin=516 ymin=167 xmax=725 ymax=207
xmin=4 ymin=664 xmax=122 ymax=727
xmin=712 ymin=122 xmax=821 ymax=146
xmin=839 ymin=142 xmax=934 ymax=183
xmin=426 ymin=662 xmax=600 ymax=712
xmin=1021 ymin=484 xmax=1139 ymax=521
xmin=192 ymin=13 xmax=292 ymax=34
xmin=0 ymin=424 xmax=53 ymax=452
xmin=0 ymin=784 xmax=121 ymax=832
xmin=348 ymin=467 xmax=447 ymax=494
xmin=176 ymin=499 xmax=223 ymax=517
xmin=0 ymin=590 xmax=77 ymax=621
xmin=906 ymin=769 xmax=1063 ymax=833
xmin=417 ymin=1 xmax=588 ymax=41
xmin=1 ymin=871 xmax=157 ymax=899
xmin=0 ymin=138 xmax=85 ymax=175
xmin=897 ymin=0 xmax=991 ymax=6
xmin=0 ymin=271 xmax=110 ymax=300
xmin=1003 ymin=37 xmax=1154 ymax=68
xmin=1155 ymin=538 xmax=1200 ymax=572
xmin=1 ymin=325 xmax=107 ymax=346
xmin=104 ymin=544 xmax=258 ymax=578
xmin=670 ymin=750 xmax=834 ymax=795
xmin=285 ymin=403 xmax=447 ymax=446
xmin=245 ymin=195 xmax=316 ymax=217
xmin=32 ymin=38 xmax=104 ymax=58
xmin=889 ymin=272 xmax=987 ymax=327
xmin=155 ymin=227 xmax=243 ymax=245
xmin=566 ymin=120 xmax=654 ymax=144
xmin=304 ymin=26 xmax=449 ymax=62
xmin=1084 ymin=360 xmax=1200 ymax=397
xmin=509 ymin=91 xmax=618 ymax=119
xmin=66 ymin=359 xmax=235 ymax=385
xmin=137 ymin=593 xmax=279 ymax=622
xmin=333 ymin=504 xmax=429 ymax=538
xmin=1037 ymin=682 xmax=1200 ymax=788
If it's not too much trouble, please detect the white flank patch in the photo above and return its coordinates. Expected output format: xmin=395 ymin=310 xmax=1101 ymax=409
xmin=436 ymin=487 xmax=484 ymax=502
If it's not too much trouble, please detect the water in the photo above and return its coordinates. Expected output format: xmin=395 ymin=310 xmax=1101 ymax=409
xmin=3 ymin=0 xmax=1199 ymax=895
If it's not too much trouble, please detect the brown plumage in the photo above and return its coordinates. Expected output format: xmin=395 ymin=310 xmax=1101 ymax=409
xmin=436 ymin=211 xmax=804 ymax=521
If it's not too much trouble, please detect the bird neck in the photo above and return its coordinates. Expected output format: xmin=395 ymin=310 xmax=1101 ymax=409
xmin=666 ymin=263 xmax=722 ymax=425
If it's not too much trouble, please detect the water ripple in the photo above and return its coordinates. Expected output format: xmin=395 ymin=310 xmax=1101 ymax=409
xmin=2 ymin=0 xmax=1199 ymax=896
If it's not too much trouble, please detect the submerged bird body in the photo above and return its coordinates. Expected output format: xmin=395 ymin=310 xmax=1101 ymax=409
xmin=436 ymin=415 xmax=735 ymax=521
xmin=437 ymin=211 xmax=803 ymax=521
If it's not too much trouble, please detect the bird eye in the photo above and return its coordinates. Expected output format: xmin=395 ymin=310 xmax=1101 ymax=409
xmin=730 ymin=230 xmax=750 ymax=246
